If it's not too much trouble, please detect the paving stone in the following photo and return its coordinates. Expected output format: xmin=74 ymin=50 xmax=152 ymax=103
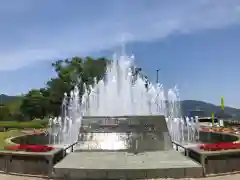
xmin=126 ymin=169 xmax=147 ymax=179
xmin=86 ymin=170 xmax=108 ymax=179
xmin=214 ymin=159 xmax=227 ymax=174
xmin=107 ymin=169 xmax=127 ymax=179
xmin=145 ymin=169 xmax=168 ymax=178
xmin=185 ymin=166 xmax=204 ymax=178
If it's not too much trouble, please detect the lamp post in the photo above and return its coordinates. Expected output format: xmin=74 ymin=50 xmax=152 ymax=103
xmin=156 ymin=69 xmax=160 ymax=84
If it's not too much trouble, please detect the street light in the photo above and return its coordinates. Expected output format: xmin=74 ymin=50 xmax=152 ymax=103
xmin=156 ymin=69 xmax=160 ymax=84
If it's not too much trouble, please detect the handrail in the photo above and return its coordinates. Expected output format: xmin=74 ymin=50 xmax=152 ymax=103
xmin=62 ymin=141 xmax=79 ymax=156
xmin=172 ymin=141 xmax=185 ymax=149
xmin=172 ymin=141 xmax=189 ymax=156
xmin=64 ymin=141 xmax=78 ymax=151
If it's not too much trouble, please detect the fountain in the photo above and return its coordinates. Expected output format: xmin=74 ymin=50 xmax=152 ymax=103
xmin=48 ymin=52 xmax=200 ymax=148
xmin=52 ymin=51 xmax=203 ymax=179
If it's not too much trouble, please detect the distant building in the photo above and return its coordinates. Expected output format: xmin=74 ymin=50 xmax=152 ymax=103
xmin=198 ymin=117 xmax=218 ymax=123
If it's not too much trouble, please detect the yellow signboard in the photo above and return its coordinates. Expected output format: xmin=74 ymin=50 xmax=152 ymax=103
xmin=221 ymin=96 xmax=224 ymax=110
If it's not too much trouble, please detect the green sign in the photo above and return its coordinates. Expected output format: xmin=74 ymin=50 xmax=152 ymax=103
xmin=221 ymin=96 xmax=224 ymax=110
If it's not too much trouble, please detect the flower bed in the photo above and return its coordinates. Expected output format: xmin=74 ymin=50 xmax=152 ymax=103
xmin=199 ymin=142 xmax=240 ymax=151
xmin=7 ymin=144 xmax=54 ymax=152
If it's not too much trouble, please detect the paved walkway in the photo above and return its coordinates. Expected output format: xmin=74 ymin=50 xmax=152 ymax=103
xmin=1 ymin=173 xmax=240 ymax=180
xmin=200 ymin=174 xmax=240 ymax=180
xmin=0 ymin=174 xmax=48 ymax=180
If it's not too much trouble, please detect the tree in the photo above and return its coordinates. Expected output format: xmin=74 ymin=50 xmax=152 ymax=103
xmin=18 ymin=56 xmax=109 ymax=119
xmin=44 ymin=56 xmax=108 ymax=116
xmin=5 ymin=97 xmax=25 ymax=121
xmin=0 ymin=104 xmax=11 ymax=121
xmin=20 ymin=89 xmax=49 ymax=119
xmin=82 ymin=57 xmax=108 ymax=84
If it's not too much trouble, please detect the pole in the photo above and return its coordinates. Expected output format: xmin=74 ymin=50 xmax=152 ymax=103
xmin=212 ymin=112 xmax=215 ymax=127
xmin=221 ymin=96 xmax=225 ymax=127
xmin=156 ymin=69 xmax=160 ymax=84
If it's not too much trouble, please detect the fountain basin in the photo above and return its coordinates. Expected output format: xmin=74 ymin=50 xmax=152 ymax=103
xmin=0 ymin=148 xmax=63 ymax=176
xmin=199 ymin=131 xmax=239 ymax=144
xmin=9 ymin=133 xmax=49 ymax=145
xmin=8 ymin=117 xmax=239 ymax=151
xmin=188 ymin=146 xmax=240 ymax=175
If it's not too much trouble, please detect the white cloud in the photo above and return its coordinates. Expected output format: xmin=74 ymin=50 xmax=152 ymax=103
xmin=0 ymin=49 xmax=63 ymax=71
xmin=0 ymin=0 xmax=240 ymax=70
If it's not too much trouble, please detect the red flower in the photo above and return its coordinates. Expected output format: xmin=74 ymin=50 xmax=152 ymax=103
xmin=7 ymin=144 xmax=54 ymax=152
xmin=199 ymin=142 xmax=240 ymax=151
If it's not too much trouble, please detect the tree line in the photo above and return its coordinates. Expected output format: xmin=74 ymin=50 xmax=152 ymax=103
xmin=0 ymin=56 xmax=109 ymax=121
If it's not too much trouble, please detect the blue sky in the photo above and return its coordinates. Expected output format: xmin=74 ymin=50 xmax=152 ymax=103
xmin=0 ymin=0 xmax=240 ymax=107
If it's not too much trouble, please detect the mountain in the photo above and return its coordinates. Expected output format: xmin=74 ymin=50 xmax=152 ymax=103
xmin=1 ymin=94 xmax=240 ymax=119
xmin=181 ymin=100 xmax=240 ymax=119
xmin=0 ymin=94 xmax=20 ymax=104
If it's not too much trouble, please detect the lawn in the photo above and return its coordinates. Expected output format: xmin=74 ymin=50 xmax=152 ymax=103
xmin=0 ymin=120 xmax=48 ymax=150
xmin=0 ymin=120 xmax=49 ymax=150
xmin=0 ymin=130 xmax=25 ymax=150
xmin=0 ymin=119 xmax=48 ymax=129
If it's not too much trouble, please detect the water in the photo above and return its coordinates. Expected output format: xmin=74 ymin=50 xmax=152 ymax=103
xmin=48 ymin=53 xmax=199 ymax=148
xmin=78 ymin=132 xmax=130 ymax=150
xmin=167 ymin=116 xmax=200 ymax=145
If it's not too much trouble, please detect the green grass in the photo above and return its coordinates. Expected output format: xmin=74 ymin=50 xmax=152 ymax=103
xmin=0 ymin=130 xmax=24 ymax=150
xmin=0 ymin=119 xmax=48 ymax=129
xmin=0 ymin=119 xmax=49 ymax=150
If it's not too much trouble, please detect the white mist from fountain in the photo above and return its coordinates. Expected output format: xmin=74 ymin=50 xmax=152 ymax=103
xmin=48 ymin=52 xmax=199 ymax=147
xmin=165 ymin=86 xmax=200 ymax=145
xmin=48 ymin=88 xmax=82 ymax=146
xmin=81 ymin=54 xmax=167 ymax=116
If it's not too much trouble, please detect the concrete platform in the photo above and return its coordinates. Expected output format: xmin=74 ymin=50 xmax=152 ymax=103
xmin=54 ymin=150 xmax=203 ymax=179
xmin=54 ymin=116 xmax=203 ymax=179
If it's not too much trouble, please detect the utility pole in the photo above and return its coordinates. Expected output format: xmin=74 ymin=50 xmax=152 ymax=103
xmin=156 ymin=69 xmax=160 ymax=84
